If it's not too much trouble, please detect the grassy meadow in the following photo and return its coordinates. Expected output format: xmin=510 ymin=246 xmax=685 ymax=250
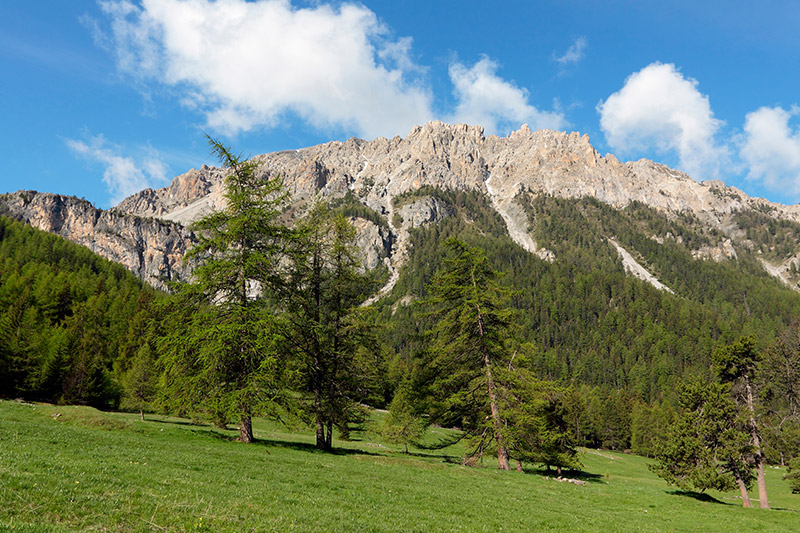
xmin=1 ymin=399 xmax=798 ymax=532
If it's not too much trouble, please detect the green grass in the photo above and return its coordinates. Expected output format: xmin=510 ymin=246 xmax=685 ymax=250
xmin=1 ymin=400 xmax=797 ymax=532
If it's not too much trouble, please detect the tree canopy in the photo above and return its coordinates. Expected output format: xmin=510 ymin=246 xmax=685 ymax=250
xmin=159 ymin=137 xmax=289 ymax=442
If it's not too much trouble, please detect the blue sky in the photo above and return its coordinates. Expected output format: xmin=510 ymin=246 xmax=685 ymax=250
xmin=1 ymin=0 xmax=799 ymax=208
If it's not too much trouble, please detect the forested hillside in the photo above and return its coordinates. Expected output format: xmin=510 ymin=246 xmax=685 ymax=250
xmin=0 ymin=216 xmax=160 ymax=407
xmin=379 ymin=190 xmax=800 ymax=398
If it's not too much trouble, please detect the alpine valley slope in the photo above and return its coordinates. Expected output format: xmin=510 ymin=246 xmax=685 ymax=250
xmin=4 ymin=121 xmax=800 ymax=294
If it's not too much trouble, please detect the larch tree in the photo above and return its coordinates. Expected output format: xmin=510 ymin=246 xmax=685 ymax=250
xmin=161 ymin=137 xmax=289 ymax=443
xmin=379 ymin=378 xmax=427 ymax=454
xmin=121 ymin=344 xmax=157 ymax=421
xmin=422 ymin=238 xmax=515 ymax=470
xmin=713 ymin=336 xmax=769 ymax=508
xmin=282 ymin=202 xmax=377 ymax=450
xmin=501 ymin=373 xmax=581 ymax=474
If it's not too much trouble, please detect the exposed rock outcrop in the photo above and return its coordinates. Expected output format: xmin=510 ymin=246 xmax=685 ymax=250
xmin=0 ymin=191 xmax=193 ymax=289
xmin=396 ymin=196 xmax=455 ymax=228
xmin=6 ymin=121 xmax=800 ymax=294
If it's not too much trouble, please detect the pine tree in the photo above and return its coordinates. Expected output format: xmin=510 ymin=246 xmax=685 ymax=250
xmin=650 ymin=379 xmax=755 ymax=507
xmin=713 ymin=336 xmax=770 ymax=508
xmin=161 ymin=137 xmax=289 ymax=442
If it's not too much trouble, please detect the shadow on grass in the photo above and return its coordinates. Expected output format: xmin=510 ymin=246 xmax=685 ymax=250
xmin=250 ymin=437 xmax=383 ymax=457
xmin=401 ymin=450 xmax=462 ymax=463
xmin=145 ymin=415 xmax=460 ymax=462
xmin=525 ymin=467 xmax=605 ymax=484
xmin=414 ymin=432 xmax=465 ymax=451
xmin=667 ymin=490 xmax=731 ymax=505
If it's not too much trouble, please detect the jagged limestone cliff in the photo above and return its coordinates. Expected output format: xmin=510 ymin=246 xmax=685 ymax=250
xmin=4 ymin=121 xmax=800 ymax=292
xmin=0 ymin=191 xmax=192 ymax=289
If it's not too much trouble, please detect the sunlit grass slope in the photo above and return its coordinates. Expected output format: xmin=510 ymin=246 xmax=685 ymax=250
xmin=1 ymin=400 xmax=797 ymax=532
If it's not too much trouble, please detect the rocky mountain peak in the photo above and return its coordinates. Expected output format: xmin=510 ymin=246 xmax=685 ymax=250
xmin=5 ymin=121 xmax=800 ymax=293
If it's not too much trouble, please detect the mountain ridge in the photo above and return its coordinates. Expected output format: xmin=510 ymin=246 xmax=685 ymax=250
xmin=3 ymin=121 xmax=800 ymax=291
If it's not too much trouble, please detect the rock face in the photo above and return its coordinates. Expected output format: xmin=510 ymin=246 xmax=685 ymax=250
xmin=4 ymin=121 xmax=800 ymax=293
xmin=0 ymin=191 xmax=193 ymax=289
xmin=118 ymin=121 xmax=800 ymax=228
xmin=397 ymin=196 xmax=455 ymax=228
xmin=113 ymin=165 xmax=226 ymax=225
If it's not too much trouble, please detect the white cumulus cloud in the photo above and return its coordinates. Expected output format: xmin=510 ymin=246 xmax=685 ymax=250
xmin=447 ymin=56 xmax=566 ymax=135
xmin=597 ymin=62 xmax=729 ymax=180
xmin=98 ymin=0 xmax=433 ymax=138
xmin=740 ymin=106 xmax=800 ymax=196
xmin=66 ymin=134 xmax=168 ymax=205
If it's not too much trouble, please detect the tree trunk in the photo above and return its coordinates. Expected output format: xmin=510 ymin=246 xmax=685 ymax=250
xmin=479 ymin=323 xmax=509 ymax=470
xmin=326 ymin=420 xmax=333 ymax=449
xmin=239 ymin=415 xmax=253 ymax=443
xmin=315 ymin=417 xmax=327 ymax=449
xmin=745 ymin=377 xmax=769 ymax=509
xmin=736 ymin=475 xmax=753 ymax=508
xmin=516 ymin=459 xmax=523 ymax=472
xmin=557 ymin=466 xmax=562 ymax=476
xmin=139 ymin=408 xmax=144 ymax=421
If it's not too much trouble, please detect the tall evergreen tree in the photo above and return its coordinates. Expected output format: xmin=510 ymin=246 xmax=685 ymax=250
xmin=501 ymin=373 xmax=581 ymax=474
xmin=282 ymin=202 xmax=377 ymax=450
xmin=713 ymin=336 xmax=770 ymax=508
xmin=422 ymin=238 xmax=516 ymax=470
xmin=650 ymin=379 xmax=755 ymax=507
xmin=161 ymin=137 xmax=289 ymax=442
xmin=760 ymin=319 xmax=800 ymax=465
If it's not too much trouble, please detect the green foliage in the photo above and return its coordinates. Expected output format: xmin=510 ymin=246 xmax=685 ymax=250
xmin=501 ymin=376 xmax=581 ymax=472
xmin=420 ymin=237 xmax=517 ymax=467
xmin=120 ymin=344 xmax=157 ymax=418
xmin=282 ymin=201 xmax=380 ymax=449
xmin=785 ymin=457 xmax=800 ymax=494
xmin=0 ymin=215 xmax=159 ymax=407
xmin=734 ymin=209 xmax=800 ymax=261
xmin=583 ymin=388 xmax=635 ymax=450
xmin=159 ymin=137 xmax=289 ymax=440
xmin=713 ymin=336 xmax=759 ymax=384
xmin=378 ymin=379 xmax=427 ymax=453
xmin=630 ymin=401 xmax=674 ymax=457
xmin=759 ymin=320 xmax=800 ymax=465
xmin=650 ymin=380 xmax=753 ymax=494
xmin=761 ymin=319 xmax=800 ymax=425
xmin=379 ymin=193 xmax=800 ymax=417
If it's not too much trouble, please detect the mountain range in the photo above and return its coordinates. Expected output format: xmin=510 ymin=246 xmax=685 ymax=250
xmin=4 ymin=121 xmax=800 ymax=295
